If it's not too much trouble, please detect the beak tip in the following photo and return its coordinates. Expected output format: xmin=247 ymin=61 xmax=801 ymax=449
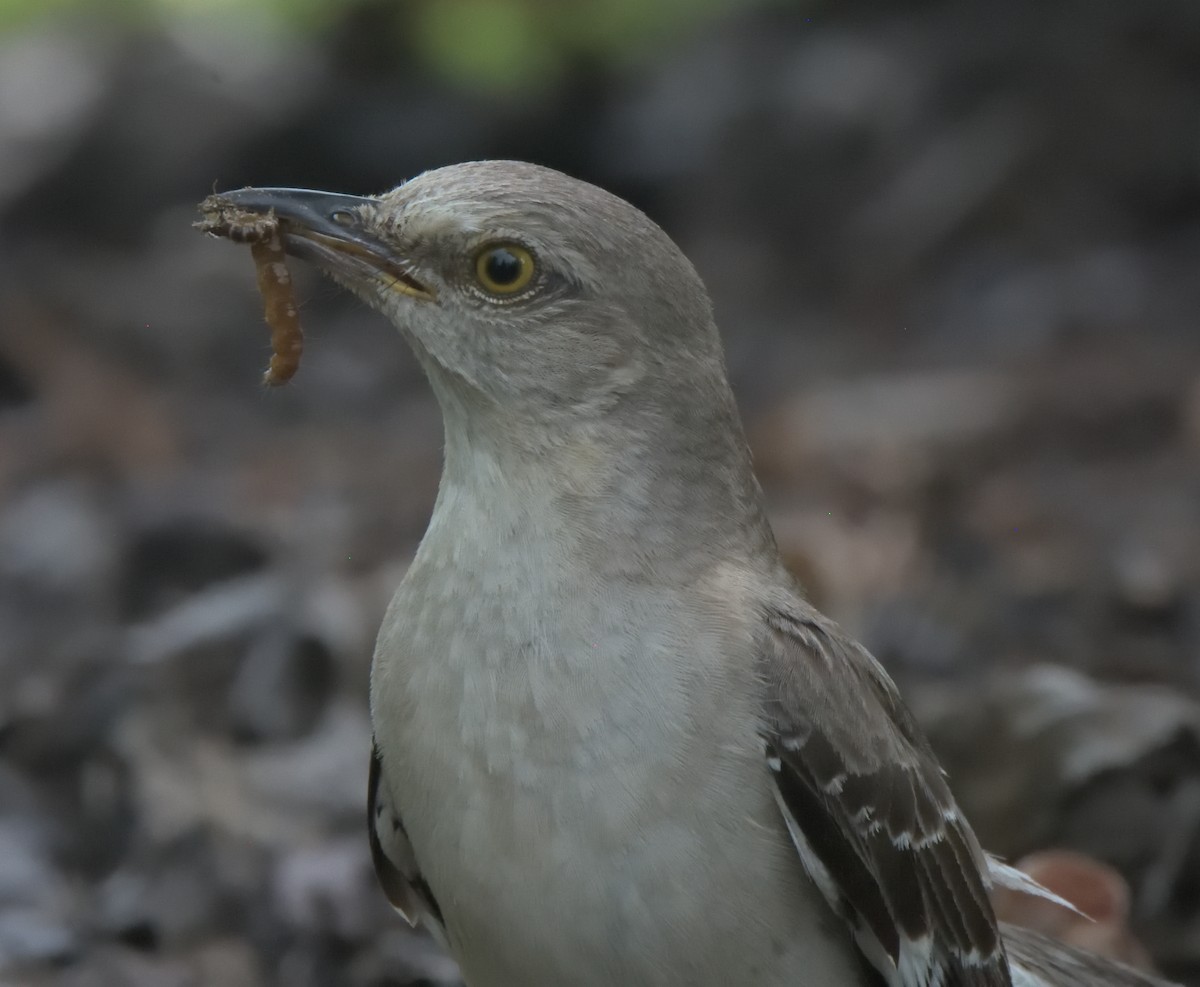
xmin=195 ymin=186 xmax=426 ymax=297
xmin=196 ymin=187 xmax=375 ymax=237
xmin=196 ymin=192 xmax=282 ymax=243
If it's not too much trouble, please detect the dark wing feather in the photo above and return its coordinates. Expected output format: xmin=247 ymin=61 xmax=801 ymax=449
xmin=1001 ymin=923 xmax=1177 ymax=986
xmin=368 ymin=743 xmax=446 ymax=936
xmin=762 ymin=606 xmax=1011 ymax=986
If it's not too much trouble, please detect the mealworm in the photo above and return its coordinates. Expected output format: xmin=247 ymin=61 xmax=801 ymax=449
xmin=249 ymin=230 xmax=302 ymax=386
xmin=196 ymin=198 xmax=304 ymax=386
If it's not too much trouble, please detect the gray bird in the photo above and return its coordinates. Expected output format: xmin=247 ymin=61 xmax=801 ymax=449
xmin=208 ymin=163 xmax=1175 ymax=987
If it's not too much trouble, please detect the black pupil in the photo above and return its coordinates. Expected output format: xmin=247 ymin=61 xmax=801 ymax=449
xmin=485 ymin=248 xmax=523 ymax=285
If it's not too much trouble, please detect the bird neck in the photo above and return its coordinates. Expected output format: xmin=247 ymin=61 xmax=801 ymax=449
xmin=426 ymin=376 xmax=779 ymax=582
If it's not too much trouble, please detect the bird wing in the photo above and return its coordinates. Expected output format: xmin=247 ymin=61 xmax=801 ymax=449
xmin=368 ymin=743 xmax=447 ymax=940
xmin=1001 ymin=923 xmax=1175 ymax=986
xmin=761 ymin=604 xmax=1012 ymax=987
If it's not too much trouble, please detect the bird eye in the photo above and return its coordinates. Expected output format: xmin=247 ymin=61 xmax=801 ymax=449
xmin=474 ymin=244 xmax=535 ymax=295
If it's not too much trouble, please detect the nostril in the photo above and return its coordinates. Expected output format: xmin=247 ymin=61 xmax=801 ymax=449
xmin=330 ymin=209 xmax=356 ymax=227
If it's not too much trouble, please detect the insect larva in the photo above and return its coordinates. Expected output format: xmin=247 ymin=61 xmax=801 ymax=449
xmin=196 ymin=198 xmax=304 ymax=386
xmin=249 ymin=230 xmax=303 ymax=386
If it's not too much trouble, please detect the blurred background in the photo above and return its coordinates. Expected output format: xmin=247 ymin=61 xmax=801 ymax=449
xmin=1 ymin=0 xmax=1199 ymax=983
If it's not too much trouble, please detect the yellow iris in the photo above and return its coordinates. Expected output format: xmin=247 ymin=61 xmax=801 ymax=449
xmin=474 ymin=244 xmax=535 ymax=295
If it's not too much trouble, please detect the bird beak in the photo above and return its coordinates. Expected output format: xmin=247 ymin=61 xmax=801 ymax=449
xmin=200 ymin=187 xmax=434 ymax=300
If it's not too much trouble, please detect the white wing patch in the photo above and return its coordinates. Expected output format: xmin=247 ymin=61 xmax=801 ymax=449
xmin=984 ymin=856 xmax=1088 ymax=919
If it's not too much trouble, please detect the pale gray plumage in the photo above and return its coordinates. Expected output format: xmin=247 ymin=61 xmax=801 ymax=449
xmin=207 ymin=162 xmax=1178 ymax=987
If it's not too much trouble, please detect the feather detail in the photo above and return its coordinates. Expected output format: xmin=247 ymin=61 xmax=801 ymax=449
xmin=368 ymin=743 xmax=447 ymax=939
xmin=762 ymin=605 xmax=1011 ymax=986
xmin=984 ymin=857 xmax=1088 ymax=920
xmin=1002 ymin=923 xmax=1176 ymax=986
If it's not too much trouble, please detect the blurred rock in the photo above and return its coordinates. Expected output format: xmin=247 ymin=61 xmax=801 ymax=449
xmin=95 ymin=836 xmax=230 ymax=951
xmin=1186 ymin=376 xmax=1200 ymax=451
xmin=0 ymin=346 xmax=34 ymax=411
xmin=184 ymin=937 xmax=264 ymax=987
xmin=0 ymin=476 xmax=123 ymax=731
xmin=44 ymin=944 xmax=204 ymax=987
xmin=752 ymin=370 xmax=1021 ymax=494
xmin=227 ymin=630 xmax=336 ymax=744
xmin=771 ymin=505 xmax=922 ymax=618
xmin=0 ymin=478 xmax=118 ymax=596
xmin=0 ymin=820 xmax=81 ymax=971
xmin=241 ymin=701 xmax=372 ymax=824
xmin=346 ymin=927 xmax=463 ymax=987
xmin=113 ymin=699 xmax=368 ymax=851
xmin=0 ymin=904 xmax=79 ymax=970
xmin=862 ymin=595 xmax=969 ymax=677
xmin=272 ymin=836 xmax=375 ymax=940
xmin=846 ymin=102 xmax=1031 ymax=276
xmin=1111 ymin=542 xmax=1183 ymax=618
xmin=123 ymin=572 xmax=284 ymax=724
xmin=121 ymin=519 xmax=268 ymax=622
xmin=0 ymin=26 xmax=110 ymax=209
xmin=916 ymin=664 xmax=1200 ymax=959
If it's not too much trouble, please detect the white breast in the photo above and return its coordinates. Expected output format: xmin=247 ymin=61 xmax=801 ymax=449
xmin=369 ymin=462 xmax=864 ymax=986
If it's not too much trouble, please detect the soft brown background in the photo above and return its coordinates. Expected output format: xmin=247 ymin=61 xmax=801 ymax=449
xmin=1 ymin=1 xmax=1199 ymax=983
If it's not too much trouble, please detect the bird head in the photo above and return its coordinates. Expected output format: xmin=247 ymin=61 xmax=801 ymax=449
xmin=212 ymin=161 xmax=728 ymax=433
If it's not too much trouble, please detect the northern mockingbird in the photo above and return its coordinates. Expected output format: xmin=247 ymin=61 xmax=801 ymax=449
xmin=205 ymin=163 xmax=1175 ymax=987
